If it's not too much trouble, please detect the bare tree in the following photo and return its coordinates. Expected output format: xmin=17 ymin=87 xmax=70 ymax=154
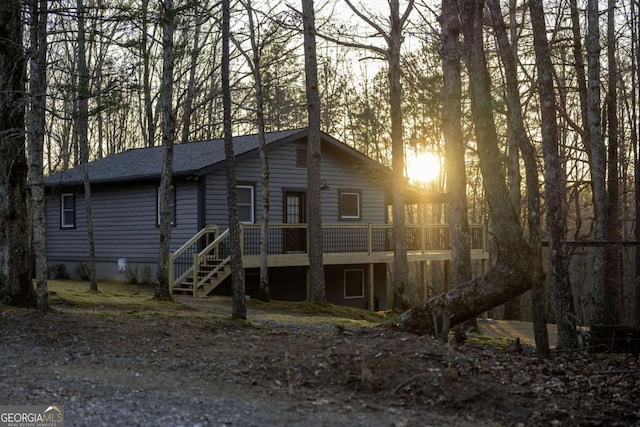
xmin=529 ymin=0 xmax=574 ymax=352
xmin=398 ymin=0 xmax=540 ymax=338
xmin=0 ymin=0 xmax=35 ymax=306
xmin=237 ymin=0 xmax=272 ymax=301
xmin=440 ymin=0 xmax=472 ymax=335
xmin=605 ymin=0 xmax=622 ymax=323
xmin=156 ymin=0 xmax=176 ymax=301
xmin=181 ymin=9 xmax=204 ymax=143
xmin=301 ymin=0 xmax=325 ymax=304
xmin=141 ymin=0 xmax=157 ymax=147
xmin=331 ymin=0 xmax=415 ymax=310
xmin=587 ymin=0 xmax=608 ymax=324
xmin=486 ymin=0 xmax=544 ymax=329
xmin=27 ymin=0 xmax=49 ymax=310
xmin=634 ymin=0 xmax=640 ymax=326
xmin=77 ymin=0 xmax=98 ymax=292
xmin=222 ymin=0 xmax=246 ymax=319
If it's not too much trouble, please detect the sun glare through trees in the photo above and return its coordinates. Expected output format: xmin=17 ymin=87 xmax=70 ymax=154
xmin=406 ymin=150 xmax=442 ymax=186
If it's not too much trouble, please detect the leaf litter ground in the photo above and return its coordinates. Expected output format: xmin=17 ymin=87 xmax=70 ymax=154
xmin=0 ymin=281 xmax=638 ymax=426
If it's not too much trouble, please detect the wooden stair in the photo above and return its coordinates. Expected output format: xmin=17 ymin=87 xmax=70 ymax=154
xmin=172 ymin=256 xmax=231 ymax=297
xmin=170 ymin=226 xmax=231 ymax=297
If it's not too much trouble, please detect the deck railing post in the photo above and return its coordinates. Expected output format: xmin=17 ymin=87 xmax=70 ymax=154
xmin=421 ymin=224 xmax=426 ymax=254
xmin=368 ymin=224 xmax=372 ymax=255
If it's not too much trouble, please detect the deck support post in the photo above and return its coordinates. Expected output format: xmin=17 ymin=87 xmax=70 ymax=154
xmin=421 ymin=260 xmax=429 ymax=301
xmin=306 ymin=267 xmax=311 ymax=301
xmin=444 ymin=260 xmax=451 ymax=293
xmin=369 ymin=263 xmax=374 ymax=311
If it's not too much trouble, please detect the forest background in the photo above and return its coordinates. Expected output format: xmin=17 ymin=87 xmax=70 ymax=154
xmin=2 ymin=0 xmax=640 ymax=335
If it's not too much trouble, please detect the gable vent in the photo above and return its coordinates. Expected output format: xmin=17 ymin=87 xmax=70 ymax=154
xmin=296 ymin=148 xmax=307 ymax=168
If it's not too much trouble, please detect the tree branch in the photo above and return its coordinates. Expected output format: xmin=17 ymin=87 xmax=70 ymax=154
xmin=343 ymin=0 xmax=390 ymax=44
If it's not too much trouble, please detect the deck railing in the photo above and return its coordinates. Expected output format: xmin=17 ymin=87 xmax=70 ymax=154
xmin=239 ymin=223 xmax=486 ymax=256
xmin=171 ymin=223 xmax=487 ymax=292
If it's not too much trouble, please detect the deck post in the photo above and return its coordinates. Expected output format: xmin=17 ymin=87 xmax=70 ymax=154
xmin=369 ymin=263 xmax=374 ymax=311
xmin=444 ymin=260 xmax=450 ymax=293
xmin=367 ymin=224 xmax=372 ymax=256
xmin=421 ymin=260 xmax=428 ymax=301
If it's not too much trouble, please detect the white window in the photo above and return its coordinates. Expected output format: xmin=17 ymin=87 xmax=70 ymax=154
xmin=339 ymin=190 xmax=361 ymax=220
xmin=344 ymin=268 xmax=364 ymax=299
xmin=238 ymin=185 xmax=255 ymax=224
xmin=157 ymin=186 xmax=176 ymax=226
xmin=61 ymin=193 xmax=75 ymax=228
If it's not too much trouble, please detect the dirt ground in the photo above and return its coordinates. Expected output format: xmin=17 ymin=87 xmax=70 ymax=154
xmin=1 ymin=283 xmax=639 ymax=426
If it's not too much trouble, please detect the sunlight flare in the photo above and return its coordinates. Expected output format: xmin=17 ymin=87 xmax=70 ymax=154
xmin=406 ymin=151 xmax=442 ymax=185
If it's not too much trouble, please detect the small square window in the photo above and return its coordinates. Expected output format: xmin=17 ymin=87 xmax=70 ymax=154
xmin=339 ymin=190 xmax=361 ymax=220
xmin=61 ymin=193 xmax=75 ymax=229
xmin=344 ymin=269 xmax=364 ymax=299
xmin=157 ymin=186 xmax=176 ymax=226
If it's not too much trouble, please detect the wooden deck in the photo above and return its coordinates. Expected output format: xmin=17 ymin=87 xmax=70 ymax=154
xmin=170 ymin=223 xmax=488 ymax=296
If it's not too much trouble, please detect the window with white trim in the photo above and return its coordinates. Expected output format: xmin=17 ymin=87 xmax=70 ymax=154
xmin=344 ymin=268 xmax=365 ymax=299
xmin=237 ymin=185 xmax=255 ymax=224
xmin=339 ymin=190 xmax=361 ymax=220
xmin=157 ymin=186 xmax=176 ymax=226
xmin=61 ymin=193 xmax=75 ymax=228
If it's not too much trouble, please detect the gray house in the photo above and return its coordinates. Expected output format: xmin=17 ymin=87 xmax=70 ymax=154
xmin=44 ymin=128 xmax=487 ymax=309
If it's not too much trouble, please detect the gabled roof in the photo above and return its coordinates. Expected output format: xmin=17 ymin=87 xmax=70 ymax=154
xmin=44 ymin=128 xmax=447 ymax=204
xmin=45 ymin=128 xmax=354 ymax=186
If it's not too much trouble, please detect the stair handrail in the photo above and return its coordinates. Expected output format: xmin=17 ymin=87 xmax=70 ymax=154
xmin=198 ymin=227 xmax=230 ymax=258
xmin=170 ymin=225 xmax=218 ymax=289
xmin=173 ymin=224 xmax=218 ymax=260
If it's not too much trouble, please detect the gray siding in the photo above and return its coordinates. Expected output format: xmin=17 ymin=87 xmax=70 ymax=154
xmin=204 ymin=140 xmax=388 ymax=228
xmin=45 ymin=181 xmax=199 ymax=279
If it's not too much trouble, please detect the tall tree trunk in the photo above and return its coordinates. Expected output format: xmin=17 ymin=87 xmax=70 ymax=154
xmin=222 ymin=0 xmax=246 ymax=319
xmin=502 ymin=0 xmax=522 ymax=321
xmin=142 ymin=0 xmax=155 ymax=147
xmin=340 ymin=0 xmax=414 ymax=310
xmin=398 ymin=0 xmax=540 ymax=340
xmin=0 ymin=0 xmax=35 ymax=307
xmin=389 ymin=0 xmax=410 ymax=311
xmin=634 ymin=0 xmax=640 ymax=326
xmin=605 ymin=0 xmax=622 ymax=323
xmin=529 ymin=0 xmax=576 ymax=351
xmin=155 ymin=0 xmax=175 ymax=302
xmin=570 ymin=0 xmax=592 ymax=161
xmin=587 ymin=0 xmax=608 ymax=325
xmin=302 ymin=0 xmax=325 ymax=304
xmin=441 ymin=0 xmax=472 ymax=336
xmin=77 ymin=0 xmax=98 ymax=292
xmin=243 ymin=0 xmax=271 ymax=302
xmin=181 ymin=12 xmax=203 ymax=143
xmin=487 ymin=0 xmax=547 ymax=340
xmin=28 ymin=0 xmax=49 ymax=311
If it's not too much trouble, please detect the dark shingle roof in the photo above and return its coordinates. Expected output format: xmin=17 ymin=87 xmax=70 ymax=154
xmin=45 ymin=128 xmax=306 ymax=186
